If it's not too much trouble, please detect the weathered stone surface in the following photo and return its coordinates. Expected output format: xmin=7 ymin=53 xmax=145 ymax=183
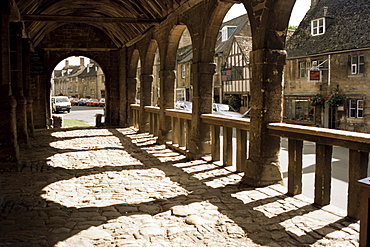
xmin=0 ymin=128 xmax=359 ymax=246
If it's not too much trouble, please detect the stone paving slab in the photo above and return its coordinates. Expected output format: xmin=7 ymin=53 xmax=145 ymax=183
xmin=0 ymin=127 xmax=359 ymax=246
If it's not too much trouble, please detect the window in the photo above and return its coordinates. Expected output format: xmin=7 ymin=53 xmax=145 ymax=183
xmin=181 ymin=64 xmax=186 ymax=79
xmin=299 ymin=61 xmax=310 ymax=78
xmin=311 ymin=18 xmax=325 ymax=36
xmin=221 ymin=26 xmax=236 ymax=41
xmin=350 ymin=56 xmax=364 ymax=75
xmin=232 ymin=66 xmax=243 ymax=80
xmin=91 ymin=89 xmax=95 ymax=95
xmin=349 ymin=100 xmax=364 ymax=118
xmin=285 ymin=99 xmax=315 ymax=123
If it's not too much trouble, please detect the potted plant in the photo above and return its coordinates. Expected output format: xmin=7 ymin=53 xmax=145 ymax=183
xmin=309 ymin=94 xmax=326 ymax=106
xmin=326 ymin=93 xmax=343 ymax=107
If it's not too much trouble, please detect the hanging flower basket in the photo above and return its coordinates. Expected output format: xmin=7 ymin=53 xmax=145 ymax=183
xmin=309 ymin=94 xmax=326 ymax=106
xmin=326 ymin=93 xmax=343 ymax=107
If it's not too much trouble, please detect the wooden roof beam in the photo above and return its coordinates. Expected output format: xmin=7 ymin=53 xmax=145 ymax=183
xmin=21 ymin=14 xmax=161 ymax=24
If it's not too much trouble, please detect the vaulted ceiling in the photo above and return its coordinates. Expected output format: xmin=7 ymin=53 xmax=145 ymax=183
xmin=13 ymin=0 xmax=204 ymax=48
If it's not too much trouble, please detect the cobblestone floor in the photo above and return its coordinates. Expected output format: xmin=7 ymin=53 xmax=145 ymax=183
xmin=0 ymin=127 xmax=360 ymax=246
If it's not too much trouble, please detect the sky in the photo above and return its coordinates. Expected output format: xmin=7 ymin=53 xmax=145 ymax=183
xmin=56 ymin=0 xmax=311 ymax=70
xmin=224 ymin=0 xmax=311 ymax=26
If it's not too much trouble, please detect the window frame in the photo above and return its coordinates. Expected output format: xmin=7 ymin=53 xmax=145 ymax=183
xmin=299 ymin=61 xmax=311 ymax=78
xmin=350 ymin=55 xmax=365 ymax=75
xmin=181 ymin=64 xmax=186 ymax=79
xmin=311 ymin=18 xmax=325 ymax=36
xmin=348 ymin=99 xmax=364 ymax=118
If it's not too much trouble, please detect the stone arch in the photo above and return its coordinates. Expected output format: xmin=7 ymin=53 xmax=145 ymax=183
xmin=241 ymin=0 xmax=296 ymax=50
xmin=165 ymin=24 xmax=188 ymax=70
xmin=46 ymin=52 xmax=110 ymax=85
xmin=128 ymin=49 xmax=140 ymax=79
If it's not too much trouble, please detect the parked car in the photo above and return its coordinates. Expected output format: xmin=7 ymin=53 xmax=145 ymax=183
xmin=175 ymin=101 xmax=192 ymax=111
xmin=51 ymin=96 xmax=71 ymax=113
xmin=78 ymin=98 xmax=87 ymax=106
xmin=174 ymin=101 xmax=249 ymax=118
xmin=213 ymin=103 xmax=244 ymax=118
xmin=70 ymin=98 xmax=79 ymax=106
xmin=99 ymin=98 xmax=105 ymax=107
xmin=86 ymin=99 xmax=100 ymax=106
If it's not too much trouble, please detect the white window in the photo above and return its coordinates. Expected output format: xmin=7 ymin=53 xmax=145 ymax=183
xmin=91 ymin=89 xmax=95 ymax=95
xmin=349 ymin=100 xmax=364 ymax=118
xmin=299 ymin=61 xmax=310 ymax=78
xmin=311 ymin=18 xmax=325 ymax=36
xmin=221 ymin=26 xmax=236 ymax=42
xmin=350 ymin=56 xmax=365 ymax=75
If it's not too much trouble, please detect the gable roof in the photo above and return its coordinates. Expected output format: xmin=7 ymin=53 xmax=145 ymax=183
xmin=79 ymin=63 xmax=98 ymax=78
xmin=287 ymin=0 xmax=370 ymax=58
xmin=215 ymin=14 xmax=251 ymax=55
xmin=54 ymin=65 xmax=83 ymax=78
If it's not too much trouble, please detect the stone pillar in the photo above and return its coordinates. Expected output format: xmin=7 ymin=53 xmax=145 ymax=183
xmin=0 ymin=4 xmax=20 ymax=170
xmin=187 ymin=62 xmax=215 ymax=159
xmin=22 ymin=39 xmax=34 ymax=138
xmin=139 ymin=74 xmax=152 ymax=132
xmin=106 ymin=51 xmax=120 ymax=126
xmin=127 ymin=77 xmax=137 ymax=126
xmin=10 ymin=22 xmax=29 ymax=147
xmin=157 ymin=69 xmax=175 ymax=144
xmin=241 ymin=49 xmax=285 ymax=186
xmin=118 ymin=49 xmax=128 ymax=127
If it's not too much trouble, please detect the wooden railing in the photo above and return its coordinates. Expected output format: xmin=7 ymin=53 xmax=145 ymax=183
xmin=130 ymin=105 xmax=370 ymax=220
xmin=268 ymin=123 xmax=370 ymax=219
xmin=130 ymin=104 xmax=140 ymax=129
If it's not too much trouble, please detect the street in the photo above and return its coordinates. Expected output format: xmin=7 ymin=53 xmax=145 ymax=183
xmin=57 ymin=105 xmax=104 ymax=126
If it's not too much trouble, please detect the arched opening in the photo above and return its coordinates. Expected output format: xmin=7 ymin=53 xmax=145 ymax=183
xmin=51 ymin=56 xmax=105 ymax=127
xmin=153 ymin=47 xmax=160 ymax=106
xmin=136 ymin=58 xmax=141 ymax=104
xmin=175 ymin=27 xmax=193 ymax=106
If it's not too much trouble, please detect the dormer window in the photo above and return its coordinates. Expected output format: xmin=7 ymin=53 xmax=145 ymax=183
xmin=311 ymin=18 xmax=325 ymax=36
xmin=221 ymin=26 xmax=237 ymax=41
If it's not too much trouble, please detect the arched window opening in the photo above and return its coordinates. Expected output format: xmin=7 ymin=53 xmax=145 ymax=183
xmin=175 ymin=28 xmax=193 ymax=107
xmin=51 ymin=56 xmax=105 ymax=126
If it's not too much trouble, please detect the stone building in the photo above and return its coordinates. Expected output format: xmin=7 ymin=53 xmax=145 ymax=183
xmin=0 ymin=0 xmax=316 ymax=193
xmin=53 ymin=59 xmax=105 ymax=99
xmin=176 ymin=43 xmax=193 ymax=102
xmin=78 ymin=62 xmax=106 ymax=99
xmin=284 ymin=0 xmax=370 ymax=133
xmin=53 ymin=58 xmax=85 ymax=97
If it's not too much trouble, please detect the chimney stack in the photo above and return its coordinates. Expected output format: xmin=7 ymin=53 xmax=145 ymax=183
xmin=311 ymin=0 xmax=317 ymax=8
xmin=323 ymin=6 xmax=328 ymax=16
xmin=65 ymin=59 xmax=69 ymax=68
xmin=80 ymin=57 xmax=84 ymax=66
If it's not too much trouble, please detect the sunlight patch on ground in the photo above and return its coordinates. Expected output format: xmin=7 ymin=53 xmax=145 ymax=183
xmin=41 ymin=169 xmax=189 ymax=208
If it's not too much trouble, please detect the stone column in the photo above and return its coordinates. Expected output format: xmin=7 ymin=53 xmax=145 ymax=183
xmin=10 ymin=22 xmax=29 ymax=147
xmin=187 ymin=62 xmax=215 ymax=159
xmin=118 ymin=49 xmax=128 ymax=127
xmin=157 ymin=69 xmax=175 ymax=144
xmin=139 ymin=74 xmax=152 ymax=132
xmin=241 ymin=48 xmax=285 ymax=186
xmin=22 ymin=39 xmax=34 ymax=138
xmin=0 ymin=4 xmax=20 ymax=171
xmin=127 ymin=77 xmax=137 ymax=126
